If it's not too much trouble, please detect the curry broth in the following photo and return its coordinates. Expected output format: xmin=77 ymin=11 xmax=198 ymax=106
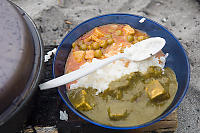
xmin=65 ymin=24 xmax=178 ymax=127
xmin=68 ymin=67 xmax=178 ymax=126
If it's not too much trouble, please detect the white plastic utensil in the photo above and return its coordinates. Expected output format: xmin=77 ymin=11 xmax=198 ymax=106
xmin=39 ymin=37 xmax=165 ymax=90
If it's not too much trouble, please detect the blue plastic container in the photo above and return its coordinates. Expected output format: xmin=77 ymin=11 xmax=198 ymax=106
xmin=53 ymin=14 xmax=190 ymax=130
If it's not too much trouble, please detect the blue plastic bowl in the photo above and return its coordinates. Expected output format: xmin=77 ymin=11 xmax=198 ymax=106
xmin=53 ymin=14 xmax=190 ymax=130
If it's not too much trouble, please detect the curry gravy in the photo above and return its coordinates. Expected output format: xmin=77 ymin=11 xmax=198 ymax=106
xmin=68 ymin=66 xmax=178 ymax=126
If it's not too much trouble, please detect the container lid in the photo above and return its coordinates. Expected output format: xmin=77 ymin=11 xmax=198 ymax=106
xmin=0 ymin=0 xmax=34 ymax=114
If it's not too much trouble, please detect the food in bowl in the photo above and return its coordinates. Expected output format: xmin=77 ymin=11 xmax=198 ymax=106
xmin=65 ymin=24 xmax=178 ymax=127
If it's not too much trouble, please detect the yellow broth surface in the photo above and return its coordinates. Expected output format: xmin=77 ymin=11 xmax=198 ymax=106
xmin=68 ymin=66 xmax=178 ymax=126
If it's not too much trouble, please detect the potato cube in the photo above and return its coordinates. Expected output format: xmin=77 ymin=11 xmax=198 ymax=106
xmin=84 ymin=36 xmax=92 ymax=42
xmin=123 ymin=25 xmax=135 ymax=35
xmin=85 ymin=50 xmax=94 ymax=60
xmin=91 ymin=35 xmax=101 ymax=42
xmin=84 ymin=28 xmax=104 ymax=42
xmin=107 ymin=107 xmax=128 ymax=121
xmin=84 ymin=35 xmax=101 ymax=43
xmin=73 ymin=51 xmax=85 ymax=62
xmin=145 ymin=80 xmax=166 ymax=100
xmin=93 ymin=28 xmax=104 ymax=37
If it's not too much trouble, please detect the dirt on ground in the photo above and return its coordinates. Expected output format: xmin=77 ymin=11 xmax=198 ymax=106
xmin=11 ymin=0 xmax=200 ymax=132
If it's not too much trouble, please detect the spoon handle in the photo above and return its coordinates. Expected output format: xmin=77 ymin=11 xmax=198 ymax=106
xmin=39 ymin=54 xmax=123 ymax=90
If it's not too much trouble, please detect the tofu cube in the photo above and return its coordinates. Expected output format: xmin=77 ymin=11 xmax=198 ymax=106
xmin=84 ymin=28 xmax=104 ymax=43
xmin=93 ymin=28 xmax=104 ymax=37
xmin=84 ymin=36 xmax=92 ymax=42
xmin=73 ymin=51 xmax=85 ymax=62
xmin=107 ymin=107 xmax=128 ymax=121
xmin=91 ymin=35 xmax=101 ymax=42
xmin=84 ymin=34 xmax=101 ymax=42
xmin=123 ymin=25 xmax=135 ymax=35
xmin=145 ymin=80 xmax=166 ymax=100
xmin=85 ymin=50 xmax=94 ymax=60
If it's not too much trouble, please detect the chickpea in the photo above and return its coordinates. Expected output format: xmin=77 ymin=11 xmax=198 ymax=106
xmin=94 ymin=50 xmax=103 ymax=58
xmin=80 ymin=43 xmax=87 ymax=50
xmin=92 ymin=42 xmax=100 ymax=50
xmin=100 ymin=40 xmax=108 ymax=48
xmin=115 ymin=30 xmax=122 ymax=36
xmin=107 ymin=39 xmax=114 ymax=45
xmin=127 ymin=35 xmax=134 ymax=42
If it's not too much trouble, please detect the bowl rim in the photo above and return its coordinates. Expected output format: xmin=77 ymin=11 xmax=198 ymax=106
xmin=53 ymin=13 xmax=190 ymax=130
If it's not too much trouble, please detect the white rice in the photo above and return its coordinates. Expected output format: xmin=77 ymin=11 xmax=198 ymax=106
xmin=70 ymin=55 xmax=166 ymax=95
xmin=60 ymin=110 xmax=68 ymax=121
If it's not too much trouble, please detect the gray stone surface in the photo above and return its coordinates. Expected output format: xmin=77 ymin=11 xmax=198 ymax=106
xmin=11 ymin=0 xmax=200 ymax=132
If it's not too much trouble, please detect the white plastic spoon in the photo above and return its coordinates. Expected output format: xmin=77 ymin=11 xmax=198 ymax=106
xmin=39 ymin=37 xmax=165 ymax=90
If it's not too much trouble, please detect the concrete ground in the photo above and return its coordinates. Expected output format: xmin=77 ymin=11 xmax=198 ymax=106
xmin=11 ymin=0 xmax=200 ymax=132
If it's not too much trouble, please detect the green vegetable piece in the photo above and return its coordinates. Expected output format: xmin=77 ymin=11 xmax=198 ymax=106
xmin=107 ymin=39 xmax=114 ymax=45
xmin=80 ymin=43 xmax=87 ymax=50
xmin=116 ymin=90 xmax=123 ymax=100
xmin=147 ymin=66 xmax=163 ymax=77
xmin=115 ymin=30 xmax=122 ymax=36
xmin=109 ymin=80 xmax=129 ymax=91
xmin=92 ymin=42 xmax=100 ymax=50
xmin=87 ymin=45 xmax=92 ymax=50
xmin=100 ymin=40 xmax=108 ymax=48
xmin=127 ymin=35 xmax=134 ymax=42
xmin=131 ymin=91 xmax=143 ymax=102
xmin=107 ymin=77 xmax=130 ymax=100
xmin=94 ymin=50 xmax=103 ymax=58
